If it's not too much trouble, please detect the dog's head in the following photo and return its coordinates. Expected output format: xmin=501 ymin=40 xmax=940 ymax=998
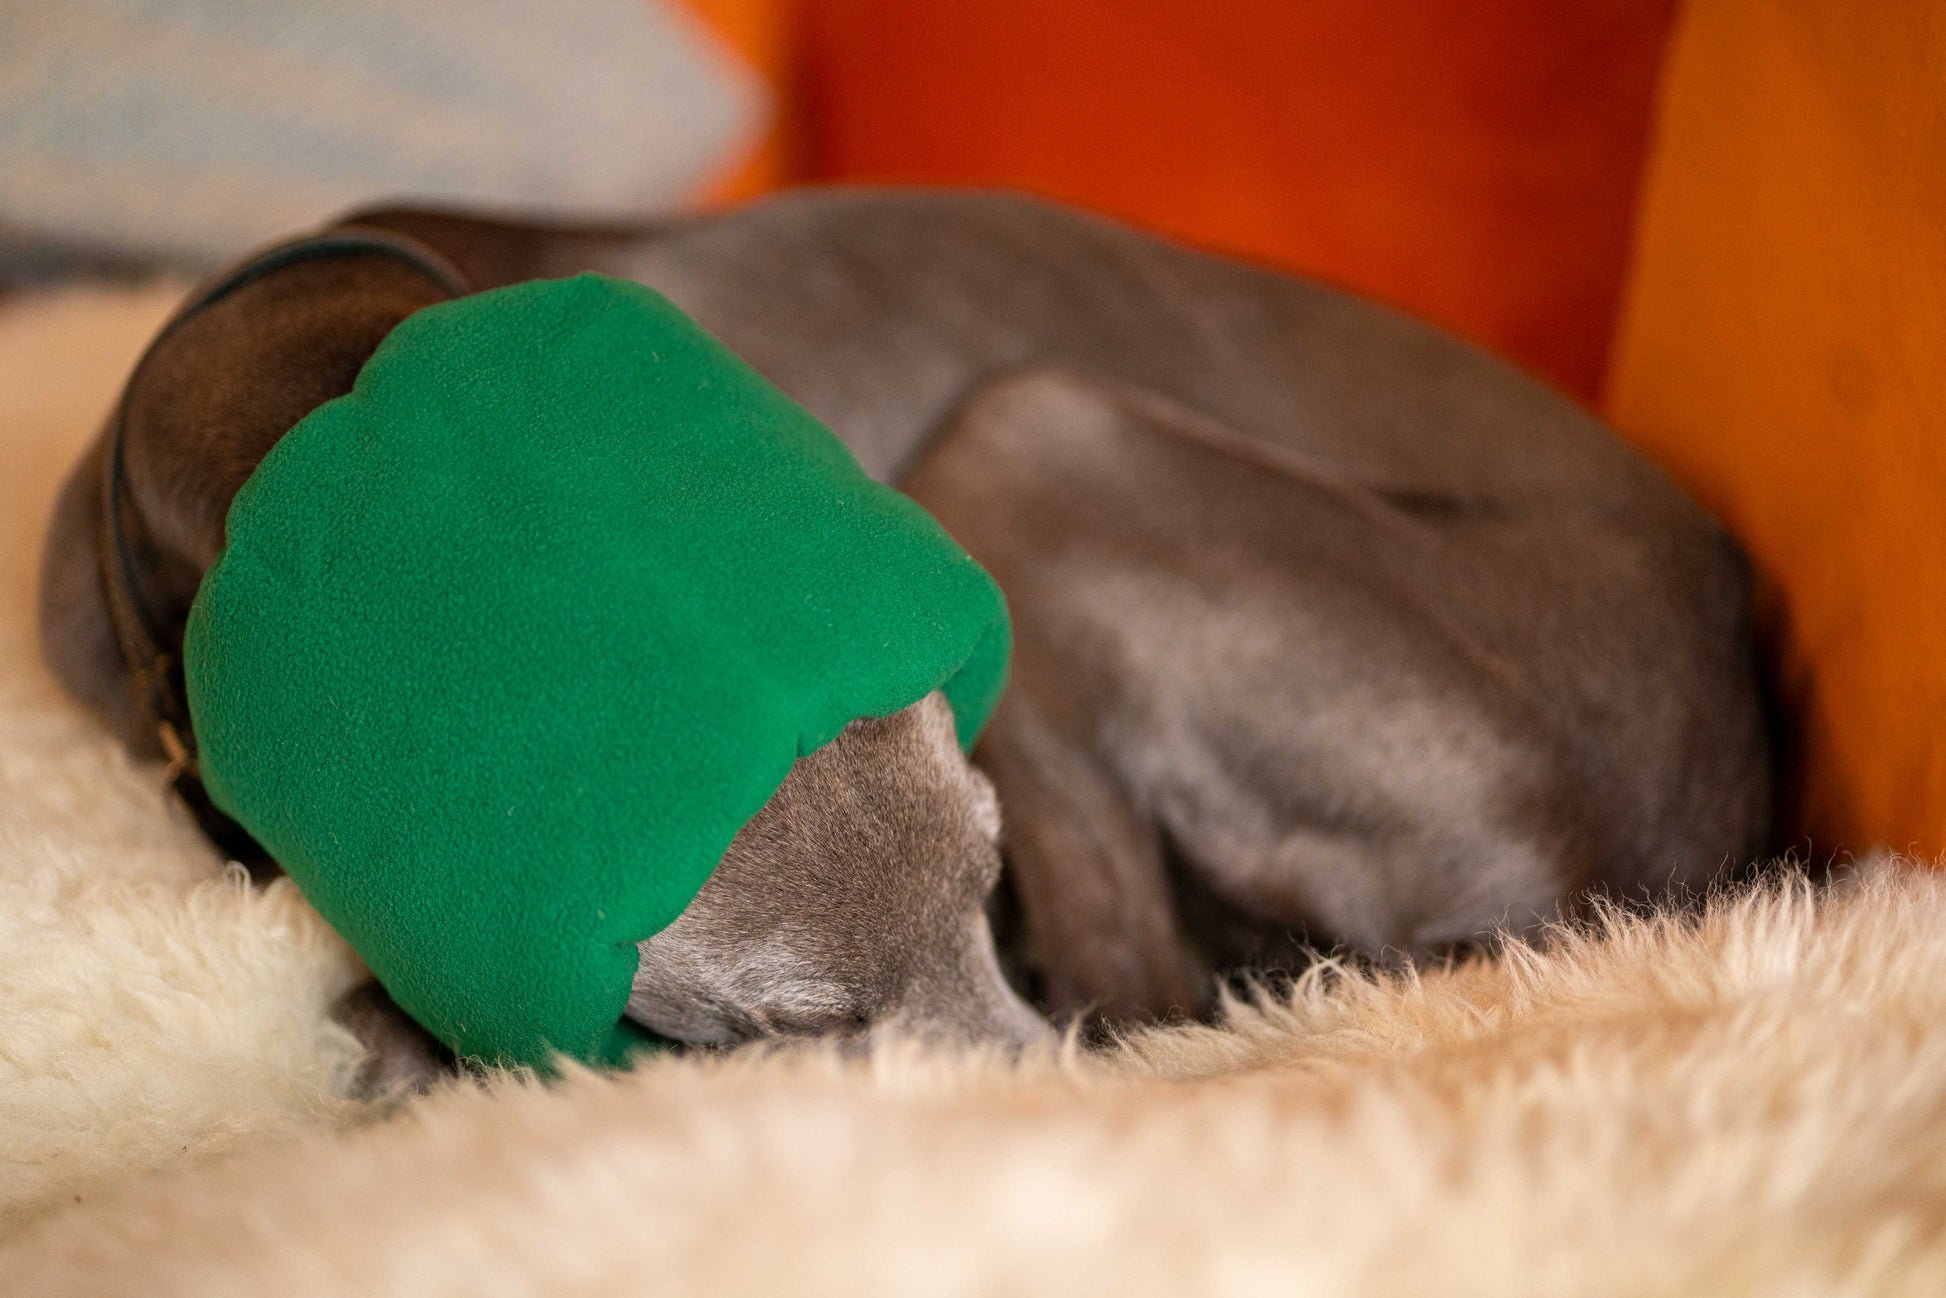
xmin=633 ymin=690 xmax=1047 ymax=1048
xmin=39 ymin=232 xmax=1049 ymax=1055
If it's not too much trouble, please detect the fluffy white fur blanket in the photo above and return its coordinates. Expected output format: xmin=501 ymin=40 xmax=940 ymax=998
xmin=2 ymin=285 xmax=1942 ymax=1297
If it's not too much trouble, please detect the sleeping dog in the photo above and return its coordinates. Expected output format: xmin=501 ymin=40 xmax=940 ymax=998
xmin=38 ymin=189 xmax=1771 ymax=1068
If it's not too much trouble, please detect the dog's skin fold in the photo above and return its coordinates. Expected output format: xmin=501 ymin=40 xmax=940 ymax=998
xmin=38 ymin=188 xmax=1772 ymax=1065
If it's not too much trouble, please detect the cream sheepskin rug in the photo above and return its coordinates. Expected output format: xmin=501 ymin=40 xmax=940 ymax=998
xmin=4 ymin=283 xmax=1945 ymax=1296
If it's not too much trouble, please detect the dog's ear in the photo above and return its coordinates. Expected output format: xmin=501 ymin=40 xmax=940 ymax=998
xmin=37 ymin=248 xmax=456 ymax=750
xmin=118 ymin=253 xmax=456 ymax=572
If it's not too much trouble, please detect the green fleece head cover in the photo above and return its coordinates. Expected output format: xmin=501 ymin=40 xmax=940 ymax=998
xmin=183 ymin=273 xmax=1009 ymax=1069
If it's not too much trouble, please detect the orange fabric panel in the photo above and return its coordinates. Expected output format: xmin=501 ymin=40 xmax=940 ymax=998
xmin=1608 ymin=0 xmax=1946 ymax=857
xmin=792 ymin=0 xmax=1676 ymax=401
xmin=677 ymin=0 xmax=797 ymax=199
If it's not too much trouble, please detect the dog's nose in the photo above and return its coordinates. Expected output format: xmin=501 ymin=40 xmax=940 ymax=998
xmin=871 ymin=971 xmax=1057 ymax=1055
xmin=983 ymin=987 xmax=1061 ymax=1052
xmin=868 ymin=1005 xmax=1056 ymax=1057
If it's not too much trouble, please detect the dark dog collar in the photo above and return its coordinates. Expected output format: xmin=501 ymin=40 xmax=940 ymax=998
xmin=98 ymin=227 xmax=471 ymax=862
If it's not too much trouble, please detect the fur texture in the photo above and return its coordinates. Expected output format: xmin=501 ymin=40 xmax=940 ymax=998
xmin=0 ymin=283 xmax=380 ymax=1230
xmin=4 ymin=285 xmax=1944 ymax=1296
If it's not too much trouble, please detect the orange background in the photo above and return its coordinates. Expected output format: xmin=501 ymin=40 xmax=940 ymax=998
xmin=1609 ymin=0 xmax=1946 ymax=859
xmin=690 ymin=0 xmax=1679 ymax=403
xmin=684 ymin=0 xmax=1946 ymax=863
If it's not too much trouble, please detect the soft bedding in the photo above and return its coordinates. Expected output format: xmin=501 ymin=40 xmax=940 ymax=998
xmin=2 ymin=283 xmax=1943 ymax=1296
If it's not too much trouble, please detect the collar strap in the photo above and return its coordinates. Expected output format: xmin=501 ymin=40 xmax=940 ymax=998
xmin=98 ymin=228 xmax=472 ymax=860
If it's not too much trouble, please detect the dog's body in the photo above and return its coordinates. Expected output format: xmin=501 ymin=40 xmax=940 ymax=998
xmin=40 ymin=189 xmax=1771 ymax=1058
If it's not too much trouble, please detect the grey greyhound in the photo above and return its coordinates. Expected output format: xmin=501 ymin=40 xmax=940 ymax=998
xmin=38 ymin=189 xmax=1771 ymax=1072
